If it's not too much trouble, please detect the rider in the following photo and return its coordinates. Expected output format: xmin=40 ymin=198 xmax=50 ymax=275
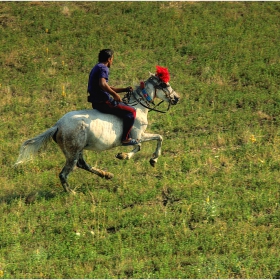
xmin=87 ymin=49 xmax=138 ymax=146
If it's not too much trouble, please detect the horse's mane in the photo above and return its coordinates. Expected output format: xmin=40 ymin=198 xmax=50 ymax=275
xmin=156 ymin=66 xmax=170 ymax=83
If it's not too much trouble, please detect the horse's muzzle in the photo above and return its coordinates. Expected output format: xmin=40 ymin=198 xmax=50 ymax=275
xmin=171 ymin=95 xmax=180 ymax=105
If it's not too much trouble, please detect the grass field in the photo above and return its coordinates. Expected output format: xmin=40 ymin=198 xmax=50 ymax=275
xmin=1 ymin=1 xmax=280 ymax=278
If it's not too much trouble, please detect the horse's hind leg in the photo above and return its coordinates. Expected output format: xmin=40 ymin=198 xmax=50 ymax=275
xmin=77 ymin=152 xmax=114 ymax=179
xmin=59 ymin=155 xmax=79 ymax=193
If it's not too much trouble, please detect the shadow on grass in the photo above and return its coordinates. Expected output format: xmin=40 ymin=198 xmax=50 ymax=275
xmin=273 ymin=271 xmax=280 ymax=279
xmin=0 ymin=190 xmax=57 ymax=205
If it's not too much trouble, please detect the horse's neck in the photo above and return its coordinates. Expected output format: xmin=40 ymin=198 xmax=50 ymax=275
xmin=130 ymin=85 xmax=155 ymax=114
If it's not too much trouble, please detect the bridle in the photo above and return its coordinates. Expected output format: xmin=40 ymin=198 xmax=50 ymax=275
xmin=122 ymin=76 xmax=174 ymax=113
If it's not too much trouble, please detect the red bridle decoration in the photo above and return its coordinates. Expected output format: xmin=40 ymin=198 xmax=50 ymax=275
xmin=156 ymin=65 xmax=170 ymax=83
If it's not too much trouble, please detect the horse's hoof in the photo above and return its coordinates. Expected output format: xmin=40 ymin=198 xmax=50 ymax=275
xmin=105 ymin=172 xmax=114 ymax=180
xmin=115 ymin=152 xmax=128 ymax=160
xmin=62 ymin=183 xmax=70 ymax=193
xmin=150 ymin=158 xmax=156 ymax=167
xmin=70 ymin=189 xmax=77 ymax=195
xmin=63 ymin=186 xmax=76 ymax=194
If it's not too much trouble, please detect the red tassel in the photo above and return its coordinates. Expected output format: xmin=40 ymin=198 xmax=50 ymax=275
xmin=156 ymin=65 xmax=170 ymax=83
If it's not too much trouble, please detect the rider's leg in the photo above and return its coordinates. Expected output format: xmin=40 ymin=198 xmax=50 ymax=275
xmin=113 ymin=102 xmax=136 ymax=142
xmin=92 ymin=101 xmax=136 ymax=143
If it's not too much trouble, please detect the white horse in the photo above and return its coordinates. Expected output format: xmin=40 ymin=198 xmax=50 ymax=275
xmin=15 ymin=73 xmax=180 ymax=192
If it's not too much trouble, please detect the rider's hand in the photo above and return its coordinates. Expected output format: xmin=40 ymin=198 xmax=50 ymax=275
xmin=113 ymin=94 xmax=121 ymax=102
xmin=126 ymin=86 xmax=133 ymax=92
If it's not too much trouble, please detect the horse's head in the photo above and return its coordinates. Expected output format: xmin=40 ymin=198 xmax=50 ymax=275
xmin=146 ymin=73 xmax=180 ymax=106
xmin=124 ymin=66 xmax=180 ymax=113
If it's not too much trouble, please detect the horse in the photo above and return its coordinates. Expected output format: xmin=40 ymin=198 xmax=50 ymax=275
xmin=15 ymin=72 xmax=180 ymax=193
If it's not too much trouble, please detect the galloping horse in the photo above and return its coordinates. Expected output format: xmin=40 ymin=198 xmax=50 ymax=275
xmin=15 ymin=72 xmax=180 ymax=192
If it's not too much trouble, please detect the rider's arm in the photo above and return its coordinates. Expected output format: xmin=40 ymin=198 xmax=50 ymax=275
xmin=99 ymin=78 xmax=121 ymax=102
xmin=111 ymin=86 xmax=132 ymax=93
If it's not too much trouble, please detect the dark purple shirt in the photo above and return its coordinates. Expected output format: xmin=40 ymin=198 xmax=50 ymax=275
xmin=87 ymin=63 xmax=111 ymax=103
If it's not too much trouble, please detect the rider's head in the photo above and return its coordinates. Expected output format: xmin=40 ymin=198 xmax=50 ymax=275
xmin=98 ymin=49 xmax=114 ymax=68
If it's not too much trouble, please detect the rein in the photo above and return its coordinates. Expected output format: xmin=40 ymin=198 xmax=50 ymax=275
xmin=133 ymin=90 xmax=171 ymax=113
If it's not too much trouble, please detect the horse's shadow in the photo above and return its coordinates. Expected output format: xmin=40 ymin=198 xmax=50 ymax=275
xmin=274 ymin=270 xmax=280 ymax=279
xmin=0 ymin=190 xmax=56 ymax=205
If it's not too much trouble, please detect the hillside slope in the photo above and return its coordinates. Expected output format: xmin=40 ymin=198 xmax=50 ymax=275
xmin=1 ymin=2 xmax=280 ymax=278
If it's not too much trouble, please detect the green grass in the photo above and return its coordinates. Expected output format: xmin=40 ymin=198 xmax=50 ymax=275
xmin=1 ymin=1 xmax=280 ymax=278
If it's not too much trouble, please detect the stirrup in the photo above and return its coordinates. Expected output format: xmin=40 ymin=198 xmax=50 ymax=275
xmin=122 ymin=139 xmax=139 ymax=146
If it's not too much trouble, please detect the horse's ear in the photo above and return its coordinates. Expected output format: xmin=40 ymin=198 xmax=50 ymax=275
xmin=149 ymin=72 xmax=155 ymax=77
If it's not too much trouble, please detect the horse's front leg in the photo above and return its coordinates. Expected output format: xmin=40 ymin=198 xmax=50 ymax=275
xmin=115 ymin=144 xmax=141 ymax=160
xmin=116 ymin=133 xmax=163 ymax=166
xmin=140 ymin=133 xmax=163 ymax=167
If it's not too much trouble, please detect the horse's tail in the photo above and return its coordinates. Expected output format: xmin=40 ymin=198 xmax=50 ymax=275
xmin=15 ymin=125 xmax=58 ymax=165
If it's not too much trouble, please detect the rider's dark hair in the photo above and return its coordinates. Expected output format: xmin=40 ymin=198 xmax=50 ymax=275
xmin=98 ymin=49 xmax=114 ymax=63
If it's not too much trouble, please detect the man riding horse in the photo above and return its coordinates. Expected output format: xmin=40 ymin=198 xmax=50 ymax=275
xmin=15 ymin=51 xmax=180 ymax=192
xmin=87 ymin=49 xmax=139 ymax=146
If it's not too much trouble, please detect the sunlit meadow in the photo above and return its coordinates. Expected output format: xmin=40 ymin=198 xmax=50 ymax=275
xmin=1 ymin=2 xmax=280 ymax=278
